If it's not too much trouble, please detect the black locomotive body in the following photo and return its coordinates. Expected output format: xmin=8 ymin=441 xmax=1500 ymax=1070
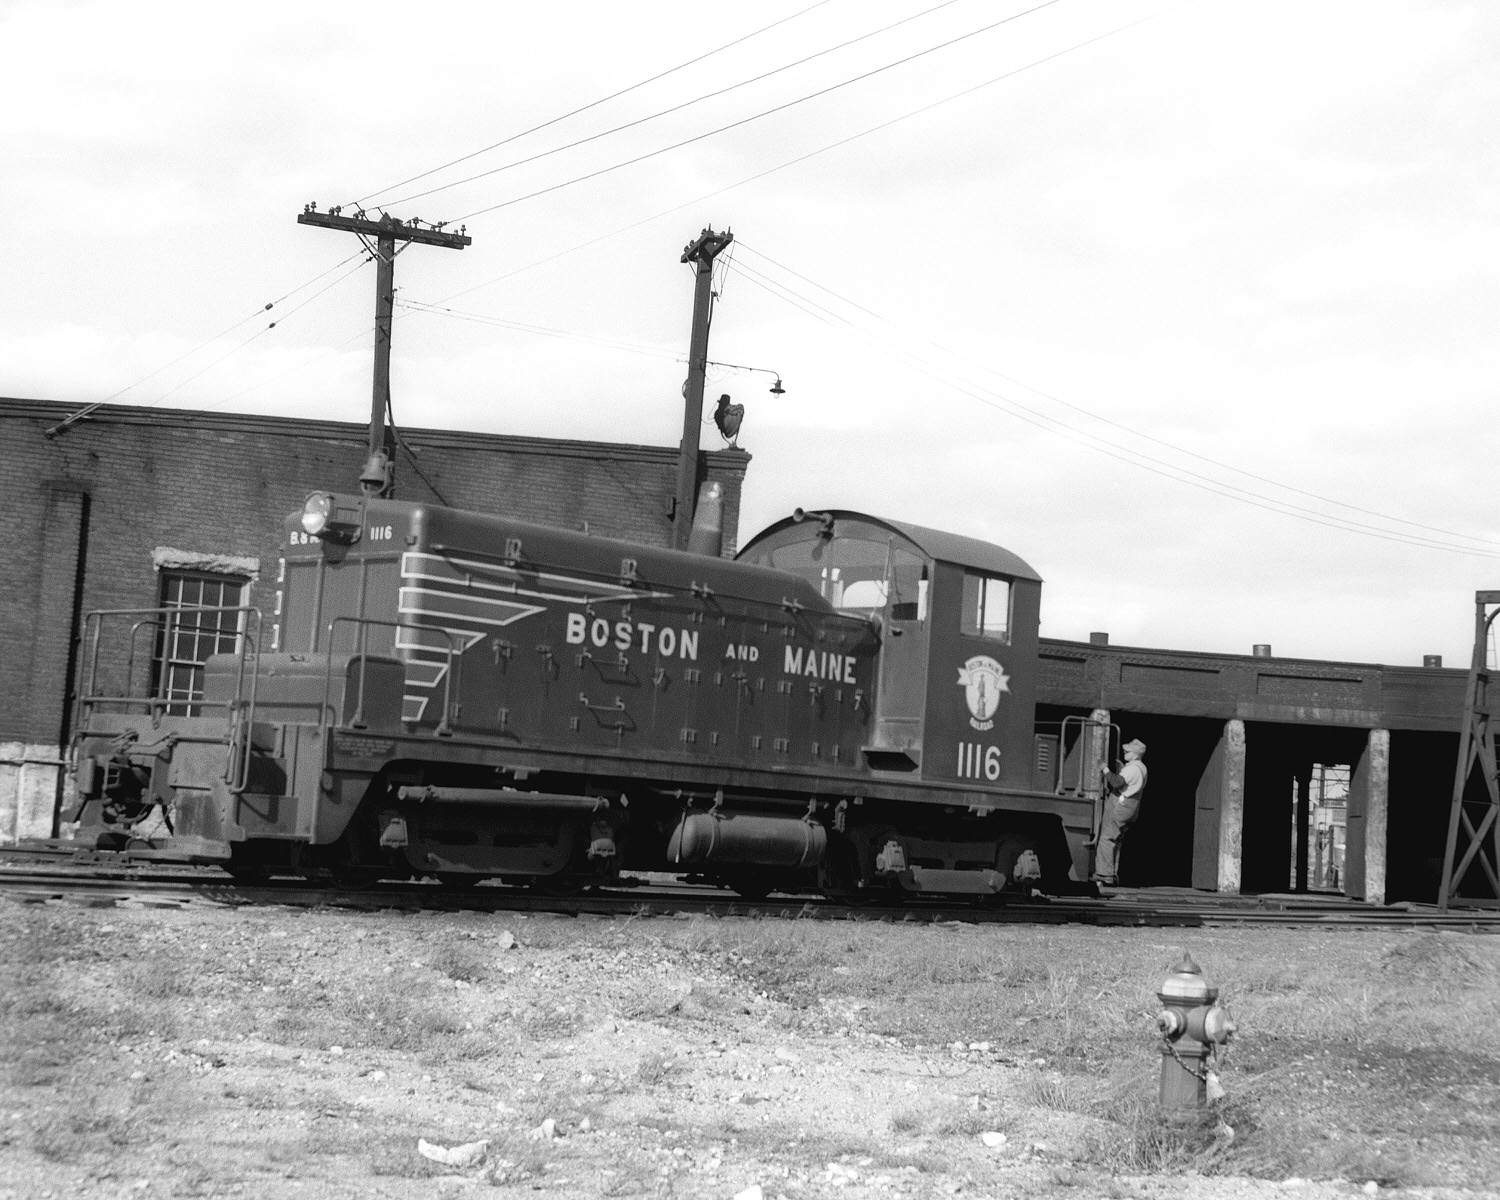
xmin=70 ymin=492 xmax=1093 ymax=899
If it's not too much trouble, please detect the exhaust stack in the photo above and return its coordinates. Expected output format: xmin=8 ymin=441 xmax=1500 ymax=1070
xmin=687 ymin=481 xmax=724 ymax=557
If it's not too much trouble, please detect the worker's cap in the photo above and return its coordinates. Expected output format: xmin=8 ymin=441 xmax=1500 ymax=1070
xmin=1123 ymin=738 xmax=1147 ymax=755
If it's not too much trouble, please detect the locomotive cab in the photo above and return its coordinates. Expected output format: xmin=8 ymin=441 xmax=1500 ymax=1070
xmin=738 ymin=511 xmax=1043 ymax=794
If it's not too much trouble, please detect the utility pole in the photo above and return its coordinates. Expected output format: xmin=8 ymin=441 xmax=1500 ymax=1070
xmin=297 ymin=205 xmax=471 ymax=497
xmin=673 ymin=226 xmax=733 ymax=550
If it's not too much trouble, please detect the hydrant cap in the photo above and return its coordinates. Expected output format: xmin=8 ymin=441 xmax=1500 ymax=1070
xmin=1158 ymin=951 xmax=1213 ymax=1003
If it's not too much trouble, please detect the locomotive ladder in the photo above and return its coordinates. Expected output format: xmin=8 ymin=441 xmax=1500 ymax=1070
xmin=1438 ymin=589 xmax=1500 ymax=910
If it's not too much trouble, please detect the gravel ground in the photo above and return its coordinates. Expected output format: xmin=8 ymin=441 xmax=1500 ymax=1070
xmin=1 ymin=895 xmax=1497 ymax=1200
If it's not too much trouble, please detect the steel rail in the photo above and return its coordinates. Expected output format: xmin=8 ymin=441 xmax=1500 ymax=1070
xmin=3 ymin=861 xmax=1499 ymax=930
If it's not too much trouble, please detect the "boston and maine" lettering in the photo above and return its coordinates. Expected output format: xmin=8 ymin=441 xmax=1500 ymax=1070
xmin=783 ymin=646 xmax=857 ymax=684
xmin=565 ymin=614 xmax=699 ymax=659
xmin=565 ymin=614 xmax=855 ymax=682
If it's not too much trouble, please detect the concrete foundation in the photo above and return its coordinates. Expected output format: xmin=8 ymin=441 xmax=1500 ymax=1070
xmin=0 ymin=742 xmax=63 ymax=843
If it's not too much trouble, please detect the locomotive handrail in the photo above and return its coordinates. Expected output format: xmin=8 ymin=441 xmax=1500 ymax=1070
xmin=123 ymin=617 xmax=157 ymax=704
xmin=1057 ymin=715 xmax=1119 ymax=849
xmin=322 ymin=615 xmax=459 ymax=737
xmin=225 ymin=623 xmax=265 ymax=795
xmin=1056 ymin=715 xmax=1117 ymax=796
xmin=75 ymin=605 xmax=262 ymax=731
xmin=424 ymin=541 xmax=881 ymax=631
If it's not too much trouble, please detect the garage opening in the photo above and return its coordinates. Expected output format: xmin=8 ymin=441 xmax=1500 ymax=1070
xmin=1291 ymin=762 xmax=1349 ymax=893
xmin=1242 ymin=723 xmax=1367 ymax=895
xmin=1036 ymin=706 xmax=1226 ymax=888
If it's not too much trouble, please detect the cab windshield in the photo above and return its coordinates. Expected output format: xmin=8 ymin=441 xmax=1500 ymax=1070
xmin=752 ymin=530 xmax=928 ymax=620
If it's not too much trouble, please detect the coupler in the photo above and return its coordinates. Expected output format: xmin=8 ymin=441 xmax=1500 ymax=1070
xmin=1154 ymin=952 xmax=1235 ymax=1123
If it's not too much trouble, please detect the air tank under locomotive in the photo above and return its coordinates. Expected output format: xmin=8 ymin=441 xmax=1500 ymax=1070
xmin=69 ymin=491 xmax=1093 ymax=899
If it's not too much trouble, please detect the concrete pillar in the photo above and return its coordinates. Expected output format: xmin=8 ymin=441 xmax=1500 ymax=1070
xmin=1217 ymin=719 xmax=1246 ymax=894
xmin=1193 ymin=717 xmax=1246 ymax=892
xmin=1352 ymin=728 xmax=1390 ymax=904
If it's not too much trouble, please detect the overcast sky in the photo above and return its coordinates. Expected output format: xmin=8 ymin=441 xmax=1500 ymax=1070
xmin=5 ymin=0 xmax=1497 ymax=667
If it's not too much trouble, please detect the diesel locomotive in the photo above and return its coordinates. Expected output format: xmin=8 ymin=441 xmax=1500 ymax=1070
xmin=68 ymin=489 xmax=1095 ymax=899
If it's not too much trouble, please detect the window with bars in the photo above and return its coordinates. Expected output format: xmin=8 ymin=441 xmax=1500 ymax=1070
xmin=152 ymin=571 xmax=248 ymax=715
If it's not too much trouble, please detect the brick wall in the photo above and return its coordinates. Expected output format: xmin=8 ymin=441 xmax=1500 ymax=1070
xmin=0 ymin=396 xmax=750 ymax=841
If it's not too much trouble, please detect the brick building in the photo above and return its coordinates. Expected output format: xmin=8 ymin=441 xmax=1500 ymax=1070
xmin=0 ymin=397 xmax=750 ymax=843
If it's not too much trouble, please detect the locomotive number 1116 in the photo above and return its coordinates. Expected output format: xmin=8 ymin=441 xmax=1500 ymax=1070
xmin=956 ymin=741 xmax=1002 ymax=780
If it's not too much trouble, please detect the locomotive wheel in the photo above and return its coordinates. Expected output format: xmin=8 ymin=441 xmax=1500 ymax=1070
xmin=992 ymin=833 xmax=1046 ymax=897
xmin=822 ymin=837 xmax=875 ymax=905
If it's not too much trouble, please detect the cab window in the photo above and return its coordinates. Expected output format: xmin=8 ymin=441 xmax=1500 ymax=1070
xmin=758 ymin=535 xmax=927 ymax=619
xmin=960 ymin=572 xmax=1011 ymax=642
xmin=887 ymin=557 xmax=928 ymax=622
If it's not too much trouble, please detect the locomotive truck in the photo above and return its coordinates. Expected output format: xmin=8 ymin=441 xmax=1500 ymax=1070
xmin=69 ymin=489 xmax=1095 ymax=899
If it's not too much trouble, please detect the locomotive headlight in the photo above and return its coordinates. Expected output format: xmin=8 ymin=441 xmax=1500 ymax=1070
xmin=301 ymin=492 xmax=334 ymax=537
xmin=298 ymin=491 xmax=363 ymax=543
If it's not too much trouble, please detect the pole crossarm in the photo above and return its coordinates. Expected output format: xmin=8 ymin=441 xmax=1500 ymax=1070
xmin=297 ymin=209 xmax=472 ymax=250
xmin=1439 ymin=590 xmax=1500 ymax=910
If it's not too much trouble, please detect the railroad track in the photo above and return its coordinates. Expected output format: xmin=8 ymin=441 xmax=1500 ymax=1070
xmin=4 ymin=850 xmax=1499 ymax=930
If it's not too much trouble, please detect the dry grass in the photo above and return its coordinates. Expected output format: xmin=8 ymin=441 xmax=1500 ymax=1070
xmin=665 ymin=917 xmax=1500 ymax=1185
xmin=632 ymin=1048 xmax=678 ymax=1086
xmin=2 ymin=901 xmax=1497 ymax=1196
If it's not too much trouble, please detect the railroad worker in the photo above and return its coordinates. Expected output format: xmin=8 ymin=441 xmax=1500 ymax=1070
xmin=1095 ymin=738 xmax=1148 ymax=886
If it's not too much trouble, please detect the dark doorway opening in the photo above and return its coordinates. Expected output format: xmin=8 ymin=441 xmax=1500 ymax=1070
xmin=1035 ymin=707 xmax=1232 ymax=888
xmin=1388 ymin=728 xmax=1466 ymax=904
xmin=1110 ymin=713 xmax=1228 ymax=888
xmin=1242 ymin=723 xmax=1366 ymax=895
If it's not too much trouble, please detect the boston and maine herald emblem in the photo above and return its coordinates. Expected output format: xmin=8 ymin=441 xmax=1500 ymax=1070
xmin=956 ymin=655 xmax=1009 ymax=731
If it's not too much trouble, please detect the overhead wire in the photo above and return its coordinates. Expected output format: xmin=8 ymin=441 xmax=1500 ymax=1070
xmin=220 ymin=4 xmax=1180 ymax=434
xmin=381 ymin=0 xmax=968 ymax=211
xmin=404 ymin=240 xmax=1500 ymax=558
xmin=736 ymin=259 xmax=1492 ymax=556
xmin=378 ymin=2 xmax=1476 ymax=555
xmin=395 ymin=298 xmax=681 ymax=361
xmin=140 ymin=256 xmax=375 ymax=412
xmin=450 ymin=0 xmax=1065 ymax=223
xmin=405 ymin=0 xmax=1469 ymax=561
xmin=353 ymin=0 xmax=837 ymax=208
xmin=730 ymin=256 xmax=1439 ymax=550
xmin=43 ymin=251 xmax=369 ymax=435
xmin=714 ymin=240 xmax=739 ymax=302
xmin=191 ymin=3 xmax=1475 ymax=564
xmin=727 ymin=256 xmax=1500 ymax=560
xmin=738 ymin=241 xmax=1500 ymax=553
xmin=202 ymin=322 xmax=379 ymax=412
xmin=43 ymin=5 xmax=1172 ymax=451
xmin=426 ymin=1 xmax=1182 ymax=307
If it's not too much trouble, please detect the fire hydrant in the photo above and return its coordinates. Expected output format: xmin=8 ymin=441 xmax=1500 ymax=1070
xmin=1154 ymin=952 xmax=1235 ymax=1122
